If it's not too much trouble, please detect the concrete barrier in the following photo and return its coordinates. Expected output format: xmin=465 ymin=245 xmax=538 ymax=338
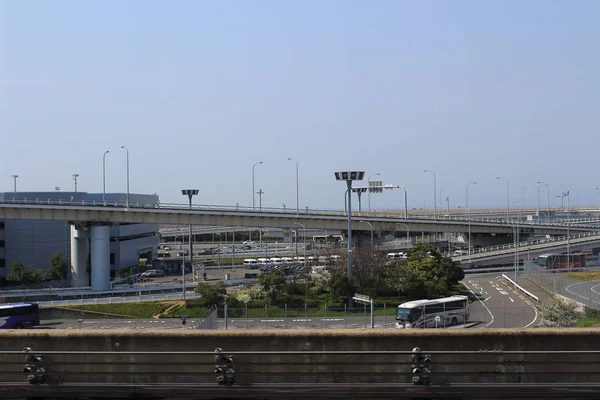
xmin=2 ymin=329 xmax=600 ymax=386
xmin=503 ymin=274 xmax=539 ymax=302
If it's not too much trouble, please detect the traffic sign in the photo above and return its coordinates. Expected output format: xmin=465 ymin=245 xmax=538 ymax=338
xmin=352 ymin=293 xmax=371 ymax=304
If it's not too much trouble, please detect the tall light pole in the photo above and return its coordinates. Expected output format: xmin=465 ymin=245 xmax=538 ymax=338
xmin=466 ymin=181 xmax=478 ymax=263
xmin=178 ymin=227 xmax=187 ymax=300
xmin=121 ymin=146 xmax=130 ymax=208
xmin=335 ymin=170 xmax=365 ymax=309
xmin=537 ymin=181 xmax=548 ymax=221
xmin=383 ymin=184 xmax=408 ymax=219
xmin=102 ymin=150 xmax=109 ymax=202
xmin=563 ymin=190 xmax=571 ymax=267
xmin=352 ymin=187 xmax=368 ymax=212
xmin=287 ymin=158 xmax=299 ymax=215
xmin=72 ymin=174 xmax=79 ymax=192
xmin=182 ymin=189 xmax=199 ymax=281
xmin=424 ymin=169 xmax=437 ymax=219
xmin=257 ymin=189 xmax=264 ymax=211
xmin=12 ymin=175 xmax=18 ymax=192
xmin=367 ymin=173 xmax=380 ymax=212
xmin=293 ymin=222 xmax=307 ymax=270
xmin=397 ymin=223 xmax=410 ymax=246
xmin=496 ymin=176 xmax=510 ymax=220
xmin=360 ymin=221 xmax=374 ymax=248
xmin=522 ymin=186 xmax=526 ymax=210
xmin=252 ymin=161 xmax=263 ymax=210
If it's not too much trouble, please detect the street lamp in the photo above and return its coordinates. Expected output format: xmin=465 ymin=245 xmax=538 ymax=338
xmin=293 ymin=222 xmax=307 ymax=270
xmin=178 ymin=227 xmax=187 ymax=300
xmin=360 ymin=221 xmax=374 ymax=248
xmin=383 ymin=184 xmax=408 ymax=219
xmin=397 ymin=223 xmax=410 ymax=245
xmin=537 ymin=182 xmax=548 ymax=221
xmin=496 ymin=176 xmax=510 ymax=220
xmin=287 ymin=158 xmax=299 ymax=215
xmin=367 ymin=173 xmax=380 ymax=212
xmin=121 ymin=146 xmax=130 ymax=208
xmin=352 ymin=187 xmax=368 ymax=212
xmin=334 ymin=170 xmax=365 ymax=285
xmin=102 ymin=150 xmax=109 ymax=202
xmin=424 ymin=170 xmax=437 ymax=219
xmin=465 ymin=181 xmax=478 ymax=263
xmin=252 ymin=161 xmax=263 ymax=210
xmin=12 ymin=175 xmax=18 ymax=192
xmin=72 ymin=174 xmax=79 ymax=192
xmin=182 ymin=189 xmax=199 ymax=281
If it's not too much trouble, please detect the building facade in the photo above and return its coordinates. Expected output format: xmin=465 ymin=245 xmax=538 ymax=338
xmin=0 ymin=191 xmax=159 ymax=283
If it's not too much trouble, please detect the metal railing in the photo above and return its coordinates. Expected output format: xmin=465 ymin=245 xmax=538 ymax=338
xmin=191 ymin=304 xmax=218 ymax=329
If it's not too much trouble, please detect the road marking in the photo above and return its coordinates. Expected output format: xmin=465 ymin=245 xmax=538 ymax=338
xmin=509 ymin=297 xmax=514 ymax=303
xmin=483 ymin=297 xmax=492 ymax=302
xmin=566 ymin=280 xmax=600 ymax=306
xmin=523 ymin=304 xmax=538 ymax=329
xmin=461 ymin=281 xmax=494 ymax=328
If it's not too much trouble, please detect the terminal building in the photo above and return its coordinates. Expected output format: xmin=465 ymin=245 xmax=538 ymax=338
xmin=0 ymin=191 xmax=160 ymax=290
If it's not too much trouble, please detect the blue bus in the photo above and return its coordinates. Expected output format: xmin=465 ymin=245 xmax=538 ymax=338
xmin=0 ymin=303 xmax=40 ymax=329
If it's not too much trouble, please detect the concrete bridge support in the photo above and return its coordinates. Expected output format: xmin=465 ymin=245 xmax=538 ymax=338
xmin=70 ymin=224 xmax=111 ymax=290
xmin=70 ymin=225 xmax=90 ymax=287
xmin=90 ymin=225 xmax=111 ymax=291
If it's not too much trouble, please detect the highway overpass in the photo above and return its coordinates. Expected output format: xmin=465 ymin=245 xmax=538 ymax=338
xmin=1 ymin=199 xmax=598 ymax=235
xmin=452 ymin=231 xmax=600 ymax=266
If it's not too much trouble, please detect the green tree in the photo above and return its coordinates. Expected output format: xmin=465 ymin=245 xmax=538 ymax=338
xmin=45 ymin=253 xmax=69 ymax=284
xmin=193 ymin=281 xmax=227 ymax=307
xmin=385 ymin=244 xmax=464 ymax=299
xmin=328 ymin=271 xmax=356 ymax=303
xmin=258 ymin=269 xmax=287 ymax=301
xmin=8 ymin=261 xmax=43 ymax=287
xmin=8 ymin=261 xmax=26 ymax=282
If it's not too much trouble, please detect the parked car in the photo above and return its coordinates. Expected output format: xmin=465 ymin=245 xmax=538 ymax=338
xmin=141 ymin=270 xmax=164 ymax=278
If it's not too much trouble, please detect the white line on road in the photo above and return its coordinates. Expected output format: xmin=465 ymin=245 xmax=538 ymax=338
xmin=566 ymin=281 xmax=600 ymax=306
xmin=509 ymin=297 xmax=514 ymax=303
xmin=483 ymin=297 xmax=492 ymax=302
xmin=523 ymin=303 xmax=538 ymax=329
xmin=461 ymin=281 xmax=494 ymax=328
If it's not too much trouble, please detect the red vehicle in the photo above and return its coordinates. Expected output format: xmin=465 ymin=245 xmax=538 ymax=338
xmin=537 ymin=253 xmax=586 ymax=270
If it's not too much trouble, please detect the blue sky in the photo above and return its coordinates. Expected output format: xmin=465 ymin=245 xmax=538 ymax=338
xmin=1 ymin=1 xmax=599 ymax=210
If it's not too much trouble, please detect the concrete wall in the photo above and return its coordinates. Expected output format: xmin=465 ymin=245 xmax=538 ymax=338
xmin=1 ymin=329 xmax=599 ymax=385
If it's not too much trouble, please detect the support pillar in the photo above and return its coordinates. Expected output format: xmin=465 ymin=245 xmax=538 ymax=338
xmin=91 ymin=225 xmax=111 ymax=291
xmin=70 ymin=225 xmax=89 ymax=287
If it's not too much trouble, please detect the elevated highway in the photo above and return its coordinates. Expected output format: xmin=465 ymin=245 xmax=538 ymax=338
xmin=452 ymin=231 xmax=600 ymax=266
xmin=1 ymin=198 xmax=599 ymax=235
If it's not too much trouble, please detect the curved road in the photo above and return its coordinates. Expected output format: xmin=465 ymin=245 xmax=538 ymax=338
xmin=462 ymin=273 xmax=539 ymax=328
xmin=565 ymin=279 xmax=600 ymax=308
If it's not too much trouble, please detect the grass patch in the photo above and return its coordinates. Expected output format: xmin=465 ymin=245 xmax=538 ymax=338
xmin=563 ymin=272 xmax=600 ymax=281
xmin=67 ymin=301 xmax=179 ymax=318
xmin=576 ymin=317 xmax=600 ymax=327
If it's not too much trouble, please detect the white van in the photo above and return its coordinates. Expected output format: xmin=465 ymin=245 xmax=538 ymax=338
xmin=453 ymin=250 xmax=468 ymax=256
xmin=281 ymin=257 xmax=294 ymax=265
xmin=257 ymin=258 xmax=270 ymax=265
xmin=243 ymin=259 xmax=259 ymax=269
xmin=270 ymin=257 xmax=283 ymax=265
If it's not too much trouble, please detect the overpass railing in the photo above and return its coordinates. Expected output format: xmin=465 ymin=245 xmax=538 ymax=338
xmin=2 ymin=197 xmax=600 ymax=229
xmin=2 ymin=348 xmax=600 ymax=398
xmin=452 ymin=231 xmax=600 ymax=262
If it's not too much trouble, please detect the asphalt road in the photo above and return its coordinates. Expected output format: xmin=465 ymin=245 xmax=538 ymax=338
xmin=565 ymin=279 xmax=600 ymax=308
xmin=462 ymin=273 xmax=539 ymax=328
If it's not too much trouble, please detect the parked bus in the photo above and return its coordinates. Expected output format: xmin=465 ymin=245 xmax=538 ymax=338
xmin=0 ymin=303 xmax=40 ymax=329
xmin=396 ymin=295 xmax=468 ymax=329
xmin=537 ymin=253 xmax=586 ymax=270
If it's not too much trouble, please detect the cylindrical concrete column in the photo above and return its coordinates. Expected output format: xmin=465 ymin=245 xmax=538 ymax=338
xmin=91 ymin=225 xmax=111 ymax=291
xmin=70 ymin=225 xmax=90 ymax=287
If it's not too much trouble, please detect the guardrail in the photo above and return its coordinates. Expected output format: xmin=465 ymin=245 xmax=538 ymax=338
xmin=502 ymin=274 xmax=539 ymax=302
xmin=2 ymin=348 xmax=600 ymax=399
xmin=2 ymin=197 xmax=600 ymax=229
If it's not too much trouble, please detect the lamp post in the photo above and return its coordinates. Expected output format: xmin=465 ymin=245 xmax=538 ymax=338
xmin=522 ymin=186 xmax=526 ymax=210
xmin=537 ymin=182 xmax=548 ymax=221
xmin=352 ymin=187 xmax=368 ymax=212
xmin=12 ymin=175 xmax=18 ymax=192
xmin=72 ymin=174 xmax=79 ymax=192
xmin=287 ymin=158 xmax=299 ymax=215
xmin=496 ymin=176 xmax=510 ymax=220
xmin=335 ymin=170 xmax=365 ymax=309
xmin=360 ymin=221 xmax=374 ymax=248
xmin=182 ymin=189 xmax=199 ymax=281
xmin=102 ymin=150 xmax=109 ymax=202
xmin=563 ymin=191 xmax=571 ymax=266
xmin=557 ymin=195 xmax=564 ymax=210
xmin=252 ymin=161 xmax=263 ymax=210
xmin=367 ymin=173 xmax=380 ymax=212
xmin=424 ymin=169 xmax=437 ymax=219
xmin=178 ymin=227 xmax=187 ymax=300
xmin=466 ymin=181 xmax=478 ymax=263
xmin=121 ymin=146 xmax=130 ymax=208
xmin=383 ymin=184 xmax=408 ymax=219
xmin=257 ymin=189 xmax=264 ymax=211
xmin=293 ymin=222 xmax=307 ymax=270
xmin=397 ymin=223 xmax=410 ymax=246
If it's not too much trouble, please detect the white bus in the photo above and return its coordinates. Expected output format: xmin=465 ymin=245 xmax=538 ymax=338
xmin=396 ymin=295 xmax=468 ymax=329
